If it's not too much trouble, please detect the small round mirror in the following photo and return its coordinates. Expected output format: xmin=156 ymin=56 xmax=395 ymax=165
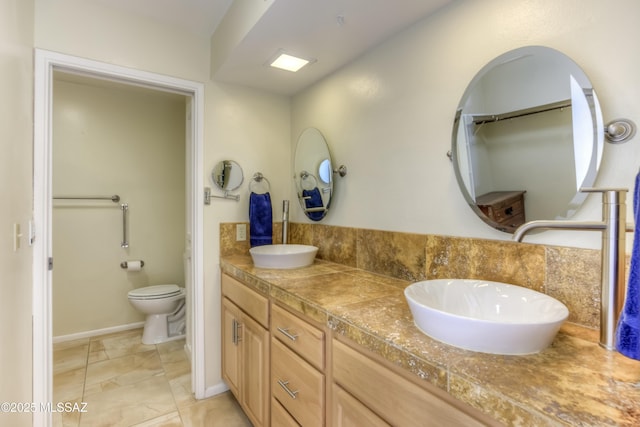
xmin=294 ymin=128 xmax=333 ymax=221
xmin=211 ymin=160 xmax=243 ymax=191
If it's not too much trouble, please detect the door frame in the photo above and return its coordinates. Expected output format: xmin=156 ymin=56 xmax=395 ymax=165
xmin=32 ymin=49 xmax=206 ymax=426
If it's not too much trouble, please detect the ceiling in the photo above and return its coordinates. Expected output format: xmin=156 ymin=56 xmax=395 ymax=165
xmin=88 ymin=0 xmax=453 ymax=96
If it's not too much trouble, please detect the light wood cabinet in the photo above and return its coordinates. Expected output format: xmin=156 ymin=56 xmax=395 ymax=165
xmin=272 ymin=303 xmax=325 ymax=370
xmin=221 ymin=274 xmax=270 ymax=427
xmin=221 ymin=298 xmax=241 ymax=397
xmin=332 ymin=338 xmax=494 ymax=427
xmin=221 ymin=271 xmax=498 ymax=427
xmin=332 ymin=384 xmax=389 ymax=427
xmin=271 ymin=398 xmax=299 ymax=427
xmin=271 ymin=304 xmax=326 ymax=426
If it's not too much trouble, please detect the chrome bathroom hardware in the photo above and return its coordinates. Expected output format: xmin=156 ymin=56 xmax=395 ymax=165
xmin=53 ymin=194 xmax=121 ymax=203
xmin=120 ymin=260 xmax=144 ymax=269
xmin=282 ymin=200 xmax=289 ymax=244
xmin=513 ymin=187 xmax=635 ymax=350
xmin=249 ymin=172 xmax=271 ymax=194
xmin=605 ymin=119 xmax=636 ymax=144
xmin=300 ymin=170 xmax=318 ymax=190
xmin=277 ymin=380 xmax=299 ymax=399
xmin=208 ymin=187 xmax=240 ymax=202
xmin=121 ymin=203 xmax=129 ymax=248
xmin=333 ymin=164 xmax=348 ymax=177
xmin=277 ymin=326 xmax=298 ymax=341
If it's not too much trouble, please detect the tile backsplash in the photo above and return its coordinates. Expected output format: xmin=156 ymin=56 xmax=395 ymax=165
xmin=220 ymin=222 xmax=604 ymax=329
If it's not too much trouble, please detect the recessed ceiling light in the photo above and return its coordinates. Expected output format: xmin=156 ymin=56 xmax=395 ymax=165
xmin=268 ymin=50 xmax=315 ymax=73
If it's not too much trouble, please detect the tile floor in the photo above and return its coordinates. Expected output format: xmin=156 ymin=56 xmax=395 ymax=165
xmin=53 ymin=328 xmax=252 ymax=426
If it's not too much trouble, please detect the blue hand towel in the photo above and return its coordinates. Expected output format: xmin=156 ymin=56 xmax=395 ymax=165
xmin=302 ymin=188 xmax=325 ymax=221
xmin=616 ymin=172 xmax=640 ymax=359
xmin=249 ymin=192 xmax=272 ymax=247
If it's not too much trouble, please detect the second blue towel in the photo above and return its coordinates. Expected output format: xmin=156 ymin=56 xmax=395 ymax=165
xmin=616 ymin=172 xmax=640 ymax=360
xmin=302 ymin=187 xmax=325 ymax=221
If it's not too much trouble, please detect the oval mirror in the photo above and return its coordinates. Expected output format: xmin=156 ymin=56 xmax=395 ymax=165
xmin=452 ymin=46 xmax=604 ymax=233
xmin=294 ymin=128 xmax=333 ymax=221
xmin=211 ymin=160 xmax=243 ymax=191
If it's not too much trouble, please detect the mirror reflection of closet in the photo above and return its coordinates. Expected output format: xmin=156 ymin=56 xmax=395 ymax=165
xmin=294 ymin=128 xmax=333 ymax=221
xmin=212 ymin=160 xmax=243 ymax=192
xmin=451 ymin=46 xmax=604 ymax=233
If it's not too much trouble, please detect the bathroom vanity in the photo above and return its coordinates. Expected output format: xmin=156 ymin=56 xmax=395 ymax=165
xmin=220 ymin=268 xmax=494 ymax=426
xmin=220 ymin=254 xmax=640 ymax=426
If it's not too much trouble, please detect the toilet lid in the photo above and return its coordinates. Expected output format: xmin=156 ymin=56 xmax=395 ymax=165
xmin=128 ymin=284 xmax=182 ymax=299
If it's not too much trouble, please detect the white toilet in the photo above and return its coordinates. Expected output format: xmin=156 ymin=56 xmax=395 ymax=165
xmin=127 ymin=284 xmax=186 ymax=345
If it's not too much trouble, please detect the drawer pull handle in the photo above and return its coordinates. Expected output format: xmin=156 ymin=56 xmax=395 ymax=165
xmin=277 ymin=379 xmax=299 ymax=399
xmin=277 ymin=327 xmax=298 ymax=341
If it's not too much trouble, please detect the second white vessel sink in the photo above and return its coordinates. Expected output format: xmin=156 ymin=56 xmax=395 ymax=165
xmin=249 ymin=244 xmax=318 ymax=269
xmin=404 ymin=279 xmax=569 ymax=355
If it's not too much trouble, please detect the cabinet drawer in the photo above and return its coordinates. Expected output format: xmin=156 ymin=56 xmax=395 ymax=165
xmin=332 ymin=384 xmax=389 ymax=427
xmin=271 ymin=398 xmax=300 ymax=427
xmin=491 ymin=199 xmax=523 ymax=222
xmin=333 ymin=339 xmax=489 ymax=427
xmin=272 ymin=338 xmax=324 ymax=426
xmin=222 ymin=274 xmax=268 ymax=328
xmin=272 ymin=304 xmax=325 ymax=370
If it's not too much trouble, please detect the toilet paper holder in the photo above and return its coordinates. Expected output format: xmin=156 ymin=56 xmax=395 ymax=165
xmin=120 ymin=260 xmax=145 ymax=269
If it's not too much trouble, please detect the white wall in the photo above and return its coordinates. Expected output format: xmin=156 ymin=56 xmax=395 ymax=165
xmin=291 ymin=0 xmax=640 ymax=250
xmin=0 ymin=0 xmax=35 ymax=424
xmin=35 ymin=0 xmax=291 ymax=393
xmin=52 ymin=78 xmax=186 ymax=337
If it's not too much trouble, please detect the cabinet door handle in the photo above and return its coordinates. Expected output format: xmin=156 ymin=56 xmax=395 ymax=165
xmin=235 ymin=321 xmax=242 ymax=343
xmin=232 ymin=319 xmax=237 ymax=344
xmin=277 ymin=327 xmax=298 ymax=341
xmin=277 ymin=379 xmax=299 ymax=399
xmin=232 ymin=319 xmax=243 ymax=344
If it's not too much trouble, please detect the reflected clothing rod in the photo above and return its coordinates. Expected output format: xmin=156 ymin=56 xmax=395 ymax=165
xmin=472 ymin=100 xmax=571 ymax=125
xmin=53 ymin=195 xmax=121 ymax=203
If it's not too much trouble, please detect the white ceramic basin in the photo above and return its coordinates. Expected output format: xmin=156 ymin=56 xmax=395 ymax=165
xmin=249 ymin=244 xmax=318 ymax=269
xmin=404 ymin=279 xmax=568 ymax=355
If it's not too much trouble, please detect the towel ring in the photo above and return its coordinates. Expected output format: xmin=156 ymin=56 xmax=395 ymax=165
xmin=300 ymin=170 xmax=319 ymax=191
xmin=250 ymin=172 xmax=271 ymax=194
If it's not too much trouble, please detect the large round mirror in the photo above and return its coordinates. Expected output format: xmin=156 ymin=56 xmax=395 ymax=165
xmin=211 ymin=160 xmax=243 ymax=191
xmin=452 ymin=46 xmax=604 ymax=233
xmin=294 ymin=128 xmax=333 ymax=221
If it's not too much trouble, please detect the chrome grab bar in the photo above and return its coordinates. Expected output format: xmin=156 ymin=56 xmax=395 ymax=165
xmin=121 ymin=203 xmax=129 ymax=248
xmin=53 ymin=194 xmax=120 ymax=202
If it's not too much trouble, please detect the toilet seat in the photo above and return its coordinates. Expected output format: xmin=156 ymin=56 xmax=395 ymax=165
xmin=128 ymin=284 xmax=182 ymax=300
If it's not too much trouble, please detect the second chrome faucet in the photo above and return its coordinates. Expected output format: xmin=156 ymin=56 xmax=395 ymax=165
xmin=513 ymin=188 xmax=633 ymax=350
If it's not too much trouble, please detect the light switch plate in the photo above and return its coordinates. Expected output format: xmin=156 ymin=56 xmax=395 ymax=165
xmin=236 ymin=224 xmax=247 ymax=241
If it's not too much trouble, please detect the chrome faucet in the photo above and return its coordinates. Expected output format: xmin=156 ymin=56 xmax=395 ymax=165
xmin=513 ymin=188 xmax=633 ymax=350
xmin=282 ymin=200 xmax=289 ymax=244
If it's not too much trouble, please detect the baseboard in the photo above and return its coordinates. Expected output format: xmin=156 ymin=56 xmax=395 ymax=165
xmin=205 ymin=381 xmax=230 ymax=398
xmin=52 ymin=322 xmax=145 ymax=343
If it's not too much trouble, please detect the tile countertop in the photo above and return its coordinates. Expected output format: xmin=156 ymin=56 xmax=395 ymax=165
xmin=220 ymin=255 xmax=640 ymax=427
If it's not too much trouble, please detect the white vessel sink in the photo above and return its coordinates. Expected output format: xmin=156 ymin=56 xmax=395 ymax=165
xmin=404 ymin=279 xmax=568 ymax=355
xmin=249 ymin=244 xmax=318 ymax=269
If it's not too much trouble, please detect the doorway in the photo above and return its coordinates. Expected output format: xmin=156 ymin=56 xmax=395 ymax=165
xmin=33 ymin=49 xmax=206 ymax=426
